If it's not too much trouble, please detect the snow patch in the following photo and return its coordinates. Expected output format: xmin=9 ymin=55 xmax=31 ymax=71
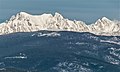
xmin=4 ymin=53 xmax=27 ymax=59
xmin=31 ymin=32 xmax=60 ymax=37
xmin=100 ymin=40 xmax=120 ymax=45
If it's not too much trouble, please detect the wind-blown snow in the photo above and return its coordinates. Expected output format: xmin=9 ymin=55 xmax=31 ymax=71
xmin=0 ymin=12 xmax=120 ymax=36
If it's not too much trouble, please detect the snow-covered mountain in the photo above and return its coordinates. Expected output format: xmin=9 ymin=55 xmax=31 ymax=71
xmin=0 ymin=12 xmax=120 ymax=36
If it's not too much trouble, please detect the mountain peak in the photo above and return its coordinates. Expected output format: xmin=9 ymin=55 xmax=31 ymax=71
xmin=54 ymin=12 xmax=64 ymax=19
xmin=19 ymin=12 xmax=30 ymax=16
xmin=101 ymin=17 xmax=111 ymax=22
xmin=95 ymin=17 xmax=112 ymax=24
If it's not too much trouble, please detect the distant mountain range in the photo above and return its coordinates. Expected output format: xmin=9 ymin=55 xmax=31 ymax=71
xmin=0 ymin=12 xmax=120 ymax=36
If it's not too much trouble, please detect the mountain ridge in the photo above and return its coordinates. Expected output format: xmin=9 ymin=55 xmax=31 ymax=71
xmin=0 ymin=12 xmax=120 ymax=36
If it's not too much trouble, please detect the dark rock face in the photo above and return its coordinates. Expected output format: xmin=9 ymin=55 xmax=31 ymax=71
xmin=0 ymin=31 xmax=120 ymax=72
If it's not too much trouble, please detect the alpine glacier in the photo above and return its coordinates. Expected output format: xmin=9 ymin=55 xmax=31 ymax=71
xmin=0 ymin=12 xmax=120 ymax=36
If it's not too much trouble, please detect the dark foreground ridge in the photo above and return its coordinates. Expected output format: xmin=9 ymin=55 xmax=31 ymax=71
xmin=0 ymin=31 xmax=120 ymax=72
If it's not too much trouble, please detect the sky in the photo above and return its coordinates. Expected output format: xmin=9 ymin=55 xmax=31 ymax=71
xmin=0 ymin=0 xmax=119 ymax=24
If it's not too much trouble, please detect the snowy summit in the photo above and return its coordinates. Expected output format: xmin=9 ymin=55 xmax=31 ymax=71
xmin=0 ymin=12 xmax=120 ymax=36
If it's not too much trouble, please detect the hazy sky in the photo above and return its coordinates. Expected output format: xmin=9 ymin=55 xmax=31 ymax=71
xmin=0 ymin=0 xmax=119 ymax=23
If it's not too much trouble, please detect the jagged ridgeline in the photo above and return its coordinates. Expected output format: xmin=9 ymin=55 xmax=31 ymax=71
xmin=0 ymin=12 xmax=120 ymax=36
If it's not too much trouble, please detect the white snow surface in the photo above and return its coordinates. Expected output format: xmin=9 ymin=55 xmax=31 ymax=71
xmin=31 ymin=32 xmax=60 ymax=37
xmin=0 ymin=12 xmax=120 ymax=36
xmin=4 ymin=53 xmax=27 ymax=59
